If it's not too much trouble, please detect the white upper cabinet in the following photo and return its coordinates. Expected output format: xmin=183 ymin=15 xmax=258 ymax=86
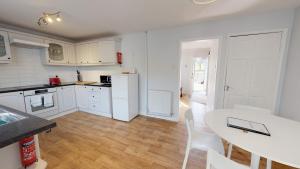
xmin=76 ymin=41 xmax=100 ymax=65
xmin=75 ymin=39 xmax=120 ymax=66
xmin=99 ymin=40 xmax=118 ymax=64
xmin=0 ymin=31 xmax=11 ymax=63
xmin=64 ymin=43 xmax=77 ymax=65
xmin=44 ymin=39 xmax=76 ymax=65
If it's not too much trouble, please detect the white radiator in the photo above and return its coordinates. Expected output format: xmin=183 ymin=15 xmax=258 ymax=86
xmin=148 ymin=90 xmax=172 ymax=117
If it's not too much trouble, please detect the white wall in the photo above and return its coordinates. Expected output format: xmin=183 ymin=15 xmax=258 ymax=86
xmin=147 ymin=9 xmax=294 ymax=121
xmin=280 ymin=7 xmax=300 ymax=121
xmin=0 ymin=46 xmax=76 ymax=88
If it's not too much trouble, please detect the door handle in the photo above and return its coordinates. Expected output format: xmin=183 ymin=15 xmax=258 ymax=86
xmin=224 ymin=85 xmax=230 ymax=91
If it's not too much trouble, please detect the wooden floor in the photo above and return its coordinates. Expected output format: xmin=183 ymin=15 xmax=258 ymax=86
xmin=39 ymin=111 xmax=295 ymax=169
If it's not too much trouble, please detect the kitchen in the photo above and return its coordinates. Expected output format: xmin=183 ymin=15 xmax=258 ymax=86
xmin=0 ymin=27 xmax=139 ymax=169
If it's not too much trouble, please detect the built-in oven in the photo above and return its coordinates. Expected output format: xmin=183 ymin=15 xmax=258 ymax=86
xmin=24 ymin=88 xmax=58 ymax=119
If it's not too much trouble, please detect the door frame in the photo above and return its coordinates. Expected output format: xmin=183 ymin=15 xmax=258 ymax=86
xmin=223 ymin=29 xmax=289 ymax=113
xmin=178 ymin=36 xmax=223 ymax=114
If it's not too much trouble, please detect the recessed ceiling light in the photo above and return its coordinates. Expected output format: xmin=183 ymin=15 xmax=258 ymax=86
xmin=192 ymin=0 xmax=217 ymax=5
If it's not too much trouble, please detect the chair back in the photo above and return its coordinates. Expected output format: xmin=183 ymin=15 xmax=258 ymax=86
xmin=234 ymin=104 xmax=271 ymax=114
xmin=185 ymin=109 xmax=194 ymax=138
xmin=206 ymin=149 xmax=250 ymax=169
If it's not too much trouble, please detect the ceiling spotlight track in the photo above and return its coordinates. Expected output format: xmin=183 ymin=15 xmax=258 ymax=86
xmin=192 ymin=0 xmax=217 ymax=5
xmin=38 ymin=11 xmax=62 ymax=26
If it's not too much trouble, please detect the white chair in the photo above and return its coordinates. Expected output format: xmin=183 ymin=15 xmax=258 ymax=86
xmin=227 ymin=104 xmax=272 ymax=169
xmin=182 ymin=109 xmax=225 ymax=169
xmin=206 ymin=148 xmax=250 ymax=169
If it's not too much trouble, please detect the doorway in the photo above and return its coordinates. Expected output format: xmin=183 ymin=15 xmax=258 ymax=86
xmin=179 ymin=39 xmax=219 ymax=125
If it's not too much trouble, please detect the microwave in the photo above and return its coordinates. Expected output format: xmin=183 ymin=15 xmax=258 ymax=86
xmin=100 ymin=75 xmax=111 ymax=84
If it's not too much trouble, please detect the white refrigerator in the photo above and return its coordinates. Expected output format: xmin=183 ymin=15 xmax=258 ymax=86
xmin=111 ymin=73 xmax=138 ymax=121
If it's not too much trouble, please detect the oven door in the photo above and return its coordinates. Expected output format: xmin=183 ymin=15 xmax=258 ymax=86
xmin=25 ymin=92 xmax=58 ymax=117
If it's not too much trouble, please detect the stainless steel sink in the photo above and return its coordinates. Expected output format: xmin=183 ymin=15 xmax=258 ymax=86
xmin=0 ymin=110 xmax=27 ymax=126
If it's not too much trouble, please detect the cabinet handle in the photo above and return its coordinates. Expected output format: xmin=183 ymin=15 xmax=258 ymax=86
xmin=8 ymin=58 xmax=11 ymax=60
xmin=98 ymin=61 xmax=102 ymax=62
xmin=19 ymin=92 xmax=23 ymax=95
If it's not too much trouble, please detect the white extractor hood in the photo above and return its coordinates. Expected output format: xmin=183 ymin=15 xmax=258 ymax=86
xmin=10 ymin=38 xmax=49 ymax=48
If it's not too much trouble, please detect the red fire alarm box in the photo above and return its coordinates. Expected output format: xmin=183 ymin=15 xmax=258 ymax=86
xmin=117 ymin=52 xmax=122 ymax=64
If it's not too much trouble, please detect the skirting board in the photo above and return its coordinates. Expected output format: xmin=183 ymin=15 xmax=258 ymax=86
xmin=78 ymin=107 xmax=112 ymax=118
xmin=48 ymin=108 xmax=78 ymax=120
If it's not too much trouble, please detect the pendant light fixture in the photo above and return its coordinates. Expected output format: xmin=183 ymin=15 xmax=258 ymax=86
xmin=38 ymin=11 xmax=62 ymax=26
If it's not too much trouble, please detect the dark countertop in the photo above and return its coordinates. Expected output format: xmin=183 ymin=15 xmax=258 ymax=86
xmin=85 ymin=83 xmax=112 ymax=87
xmin=0 ymin=82 xmax=111 ymax=94
xmin=0 ymin=82 xmax=76 ymax=94
xmin=0 ymin=105 xmax=56 ymax=148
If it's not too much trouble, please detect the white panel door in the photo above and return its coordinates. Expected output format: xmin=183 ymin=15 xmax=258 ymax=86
xmin=224 ymin=32 xmax=283 ymax=110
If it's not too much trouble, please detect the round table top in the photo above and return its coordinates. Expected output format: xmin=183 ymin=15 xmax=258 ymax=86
xmin=205 ymin=109 xmax=300 ymax=168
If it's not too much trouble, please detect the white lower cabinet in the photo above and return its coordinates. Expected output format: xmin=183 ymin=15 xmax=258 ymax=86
xmin=75 ymin=85 xmax=89 ymax=109
xmin=75 ymin=85 xmax=112 ymax=117
xmin=57 ymin=86 xmax=77 ymax=113
xmin=0 ymin=91 xmax=25 ymax=112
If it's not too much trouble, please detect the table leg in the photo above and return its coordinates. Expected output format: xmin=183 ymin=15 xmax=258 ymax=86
xmin=250 ymin=153 xmax=260 ymax=169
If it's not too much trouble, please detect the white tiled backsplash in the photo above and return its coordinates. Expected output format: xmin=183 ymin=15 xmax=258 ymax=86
xmin=0 ymin=47 xmax=77 ymax=88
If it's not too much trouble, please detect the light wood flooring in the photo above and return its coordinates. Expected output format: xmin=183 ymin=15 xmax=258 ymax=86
xmin=39 ymin=111 xmax=295 ymax=169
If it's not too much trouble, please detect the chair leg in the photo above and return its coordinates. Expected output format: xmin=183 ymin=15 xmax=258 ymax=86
xmin=250 ymin=153 xmax=260 ymax=169
xmin=182 ymin=142 xmax=191 ymax=169
xmin=266 ymin=159 xmax=272 ymax=169
xmin=227 ymin=143 xmax=233 ymax=158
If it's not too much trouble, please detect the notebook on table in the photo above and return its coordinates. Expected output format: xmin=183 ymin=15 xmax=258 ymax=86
xmin=227 ymin=117 xmax=271 ymax=136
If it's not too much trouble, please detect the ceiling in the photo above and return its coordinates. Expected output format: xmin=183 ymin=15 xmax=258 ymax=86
xmin=0 ymin=0 xmax=299 ymax=41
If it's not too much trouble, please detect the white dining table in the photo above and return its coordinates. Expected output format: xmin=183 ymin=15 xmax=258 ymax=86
xmin=205 ymin=109 xmax=300 ymax=169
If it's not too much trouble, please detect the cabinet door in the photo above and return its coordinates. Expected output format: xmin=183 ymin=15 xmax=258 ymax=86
xmin=64 ymin=44 xmax=76 ymax=65
xmin=88 ymin=42 xmax=101 ymax=64
xmin=99 ymin=41 xmax=117 ymax=63
xmin=76 ymin=44 xmax=89 ymax=64
xmin=0 ymin=92 xmax=25 ymax=112
xmin=0 ymin=31 xmax=11 ymax=63
xmin=46 ymin=41 xmax=68 ymax=64
xmin=75 ymin=85 xmax=89 ymax=109
xmin=57 ymin=86 xmax=76 ymax=112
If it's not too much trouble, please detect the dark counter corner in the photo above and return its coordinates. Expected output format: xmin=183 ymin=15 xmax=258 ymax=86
xmin=0 ymin=105 xmax=57 ymax=148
